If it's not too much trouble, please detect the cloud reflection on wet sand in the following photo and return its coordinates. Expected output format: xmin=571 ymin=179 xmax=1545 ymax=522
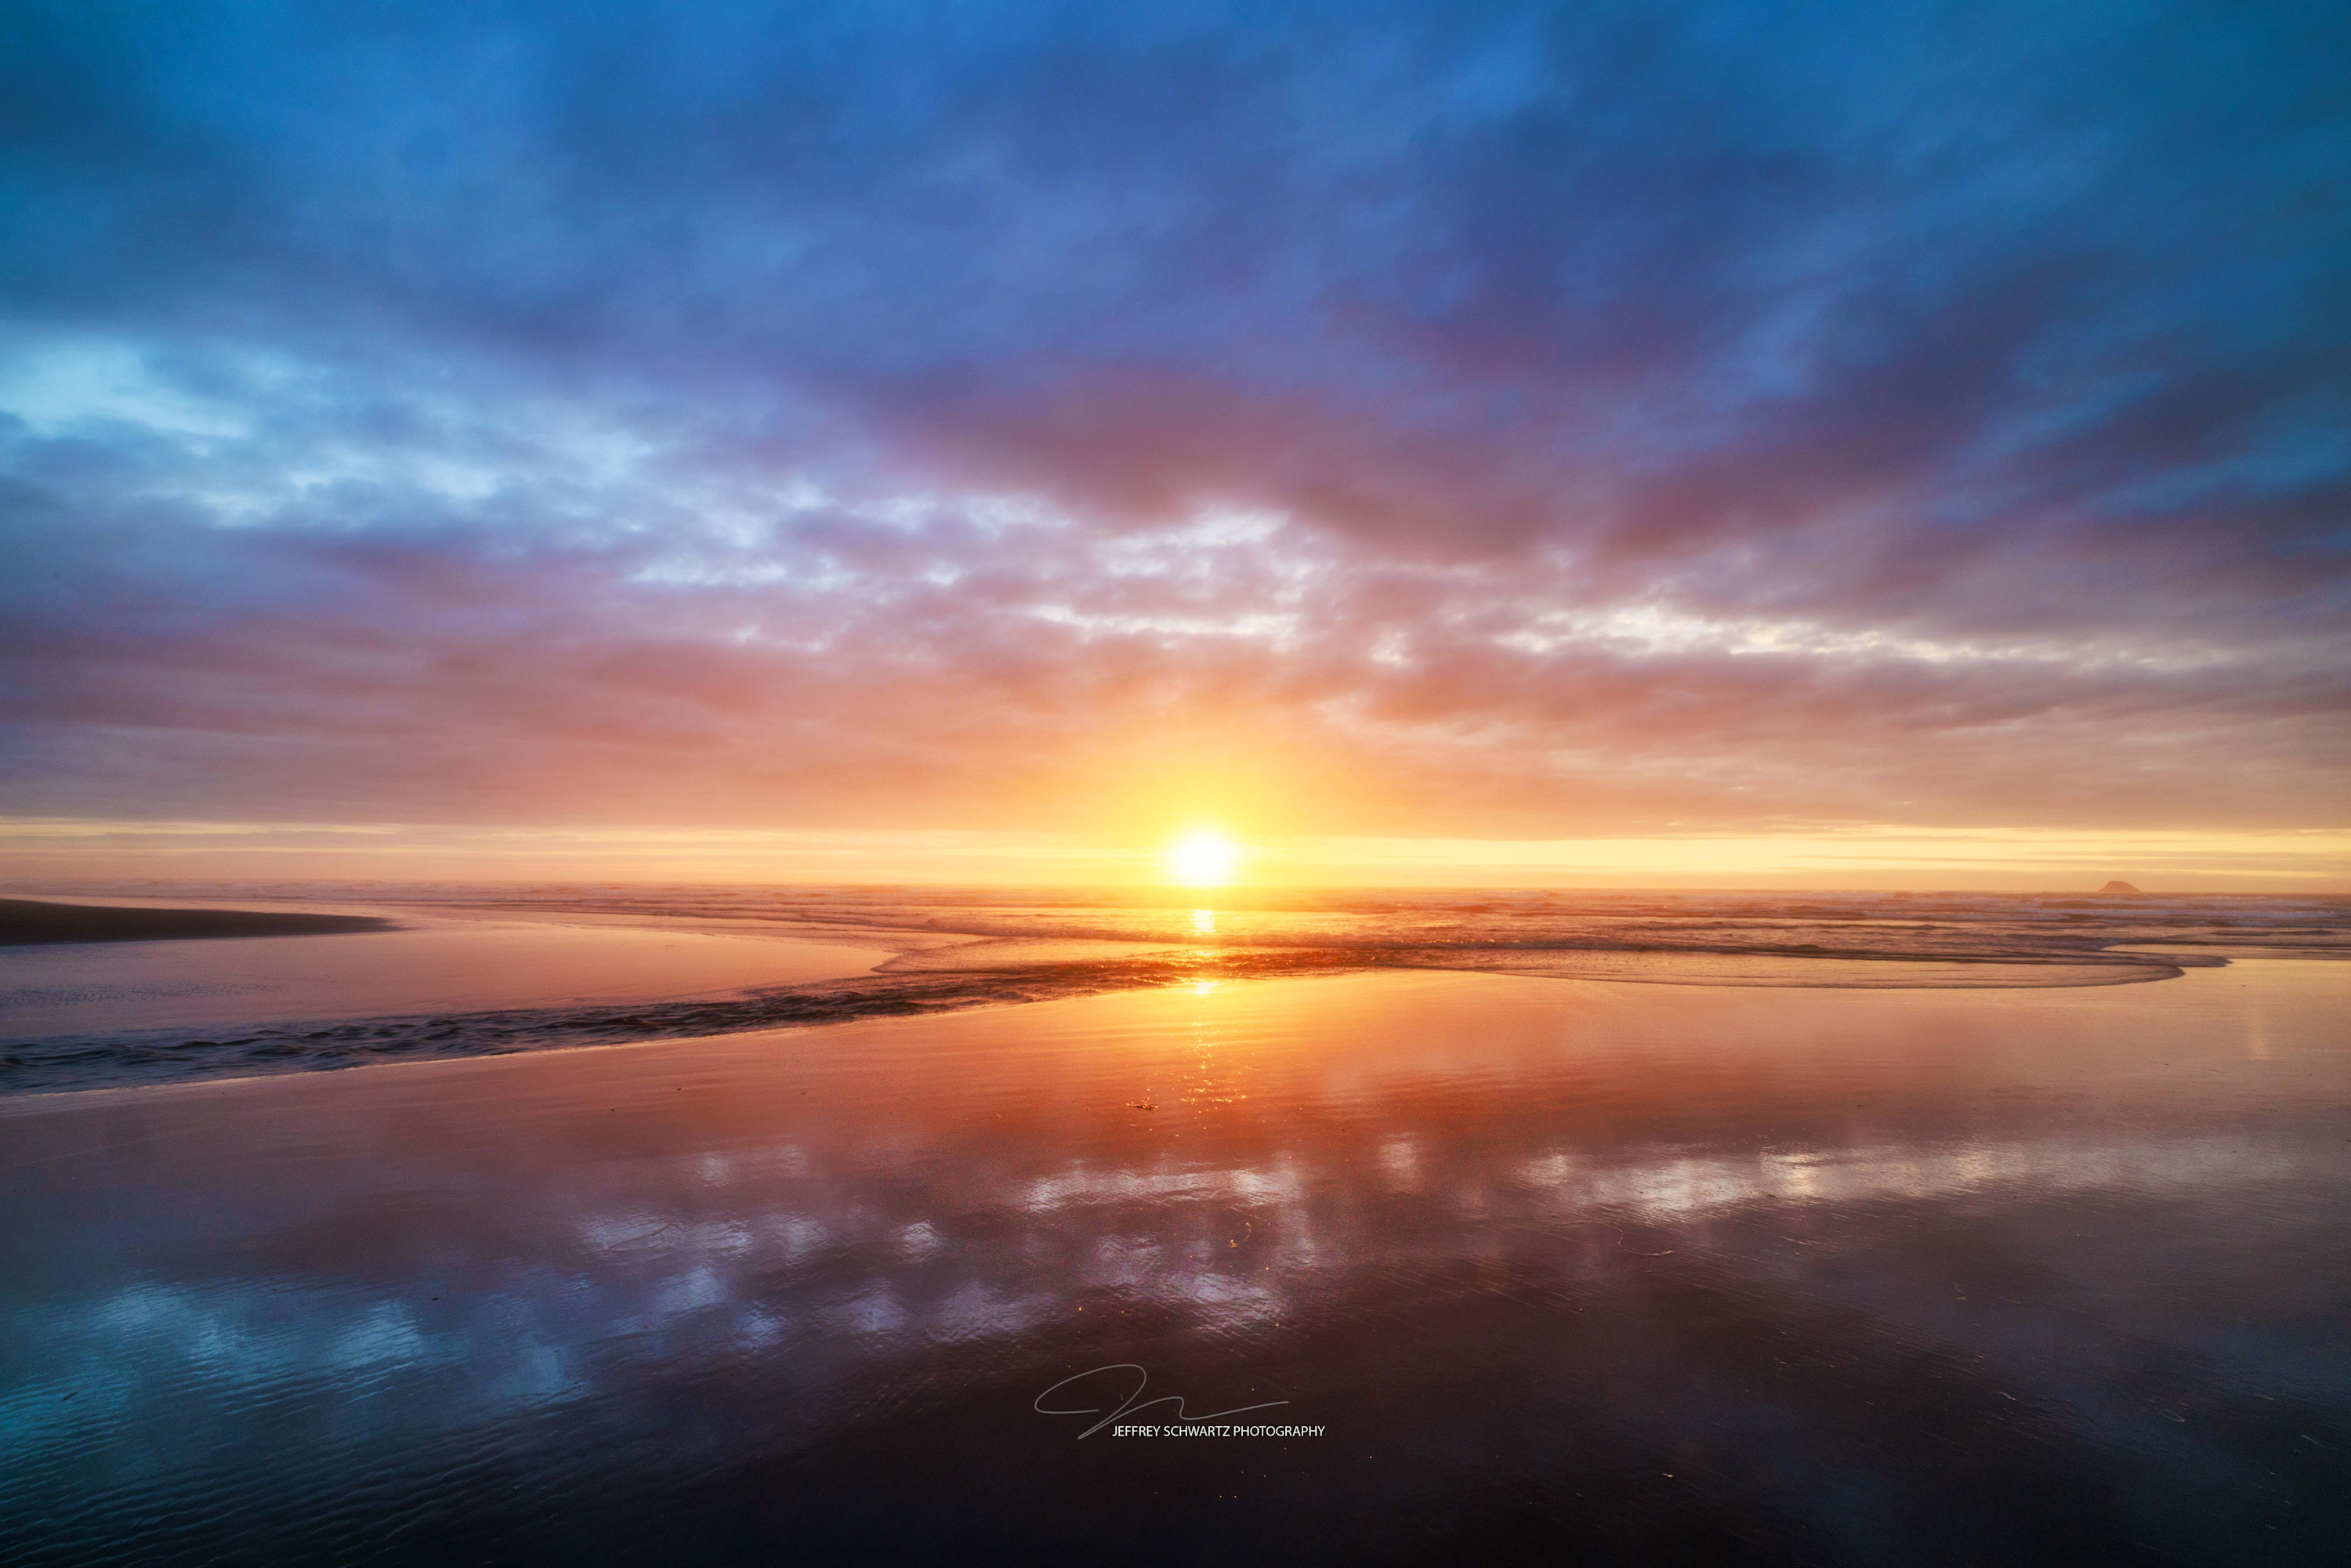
xmin=2 ymin=964 xmax=2346 ymax=1563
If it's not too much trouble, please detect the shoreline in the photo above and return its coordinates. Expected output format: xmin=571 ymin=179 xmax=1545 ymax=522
xmin=0 ymin=945 xmax=2208 ymax=1104
xmin=5 ymin=885 xmax=2342 ymax=1102
xmin=9 ymin=947 xmax=2336 ymax=1110
xmin=0 ymin=897 xmax=397 ymax=946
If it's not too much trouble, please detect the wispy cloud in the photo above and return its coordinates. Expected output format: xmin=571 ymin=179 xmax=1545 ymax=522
xmin=1 ymin=1 xmax=2344 ymax=867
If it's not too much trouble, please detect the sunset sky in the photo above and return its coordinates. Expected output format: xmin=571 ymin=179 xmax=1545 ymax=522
xmin=2 ymin=2 xmax=2346 ymax=888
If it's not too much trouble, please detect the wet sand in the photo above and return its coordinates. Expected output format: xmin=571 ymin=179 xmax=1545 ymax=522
xmin=0 ymin=903 xmax=896 ymax=1040
xmin=2 ymin=960 xmax=2346 ymax=1564
xmin=15 ymin=884 xmax=2338 ymax=1098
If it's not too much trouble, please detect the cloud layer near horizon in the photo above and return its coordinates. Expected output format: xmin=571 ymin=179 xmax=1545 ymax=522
xmin=2 ymin=0 xmax=2346 ymax=842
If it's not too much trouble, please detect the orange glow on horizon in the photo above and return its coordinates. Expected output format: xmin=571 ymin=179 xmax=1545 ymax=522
xmin=3 ymin=817 xmax=2347 ymax=891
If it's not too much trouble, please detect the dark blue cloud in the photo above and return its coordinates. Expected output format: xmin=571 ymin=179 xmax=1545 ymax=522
xmin=0 ymin=0 xmax=2345 ymax=833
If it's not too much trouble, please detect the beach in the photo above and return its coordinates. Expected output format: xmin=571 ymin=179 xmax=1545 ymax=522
xmin=14 ymin=1 xmax=2347 ymax=1558
xmin=6 ymin=884 xmax=2333 ymax=1098
xmin=0 ymin=896 xmax=896 ymax=1056
xmin=4 ymin=939 xmax=2346 ymax=1564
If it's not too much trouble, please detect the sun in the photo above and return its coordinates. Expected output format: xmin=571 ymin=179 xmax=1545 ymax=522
xmin=1169 ymin=829 xmax=1240 ymax=887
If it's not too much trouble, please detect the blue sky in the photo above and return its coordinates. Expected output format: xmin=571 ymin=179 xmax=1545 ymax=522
xmin=1 ymin=1 xmax=2345 ymax=867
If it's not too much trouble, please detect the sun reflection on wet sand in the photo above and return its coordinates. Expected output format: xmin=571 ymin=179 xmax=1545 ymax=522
xmin=2 ymin=961 xmax=2347 ymax=1563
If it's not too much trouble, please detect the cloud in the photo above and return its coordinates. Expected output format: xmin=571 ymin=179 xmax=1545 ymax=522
xmin=0 ymin=0 xmax=2345 ymax=842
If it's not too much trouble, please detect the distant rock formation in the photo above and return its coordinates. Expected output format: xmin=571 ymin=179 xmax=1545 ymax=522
xmin=2097 ymin=880 xmax=2142 ymax=895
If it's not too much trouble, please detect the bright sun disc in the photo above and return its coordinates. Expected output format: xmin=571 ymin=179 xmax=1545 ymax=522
xmin=1169 ymin=831 xmax=1239 ymax=887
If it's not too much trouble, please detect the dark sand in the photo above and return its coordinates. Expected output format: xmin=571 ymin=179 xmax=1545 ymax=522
xmin=3 ymin=959 xmax=2346 ymax=1564
xmin=0 ymin=898 xmax=394 ymax=947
